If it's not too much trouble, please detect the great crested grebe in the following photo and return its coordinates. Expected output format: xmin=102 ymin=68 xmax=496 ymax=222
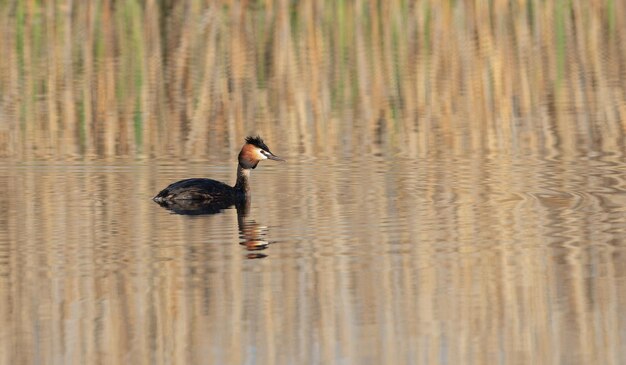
xmin=153 ymin=136 xmax=284 ymax=205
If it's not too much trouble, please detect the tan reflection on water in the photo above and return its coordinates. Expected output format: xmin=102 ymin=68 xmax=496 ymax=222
xmin=1 ymin=1 xmax=626 ymax=365
xmin=1 ymin=153 xmax=626 ymax=364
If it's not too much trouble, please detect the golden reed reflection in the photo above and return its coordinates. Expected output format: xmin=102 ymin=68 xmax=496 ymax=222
xmin=0 ymin=155 xmax=625 ymax=364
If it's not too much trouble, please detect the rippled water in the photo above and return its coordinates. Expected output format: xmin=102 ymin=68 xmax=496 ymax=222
xmin=2 ymin=146 xmax=626 ymax=364
xmin=2 ymin=1 xmax=626 ymax=364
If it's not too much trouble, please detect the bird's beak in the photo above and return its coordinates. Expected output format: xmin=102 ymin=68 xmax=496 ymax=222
xmin=267 ymin=152 xmax=285 ymax=162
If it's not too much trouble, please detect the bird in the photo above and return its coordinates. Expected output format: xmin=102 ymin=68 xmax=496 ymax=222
xmin=153 ymin=136 xmax=284 ymax=211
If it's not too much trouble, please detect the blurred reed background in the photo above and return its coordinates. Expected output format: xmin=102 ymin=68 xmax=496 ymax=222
xmin=0 ymin=0 xmax=624 ymax=159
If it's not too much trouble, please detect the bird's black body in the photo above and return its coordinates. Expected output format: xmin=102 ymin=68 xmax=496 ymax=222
xmin=153 ymin=178 xmax=241 ymax=203
xmin=153 ymin=186 xmax=247 ymax=215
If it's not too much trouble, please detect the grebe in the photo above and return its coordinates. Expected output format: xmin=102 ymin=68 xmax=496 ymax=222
xmin=153 ymin=136 xmax=284 ymax=205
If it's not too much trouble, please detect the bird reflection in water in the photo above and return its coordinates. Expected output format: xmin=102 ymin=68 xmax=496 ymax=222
xmin=154 ymin=198 xmax=272 ymax=259
xmin=236 ymin=201 xmax=270 ymax=259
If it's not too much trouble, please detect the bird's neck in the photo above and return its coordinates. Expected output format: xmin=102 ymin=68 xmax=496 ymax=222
xmin=233 ymin=164 xmax=251 ymax=195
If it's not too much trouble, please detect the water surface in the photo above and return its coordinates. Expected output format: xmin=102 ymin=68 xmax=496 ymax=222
xmin=2 ymin=148 xmax=626 ymax=364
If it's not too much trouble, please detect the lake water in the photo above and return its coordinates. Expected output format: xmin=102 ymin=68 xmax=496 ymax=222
xmin=1 ymin=2 xmax=626 ymax=364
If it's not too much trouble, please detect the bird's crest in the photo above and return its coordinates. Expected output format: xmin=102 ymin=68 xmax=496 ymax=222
xmin=245 ymin=135 xmax=270 ymax=152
